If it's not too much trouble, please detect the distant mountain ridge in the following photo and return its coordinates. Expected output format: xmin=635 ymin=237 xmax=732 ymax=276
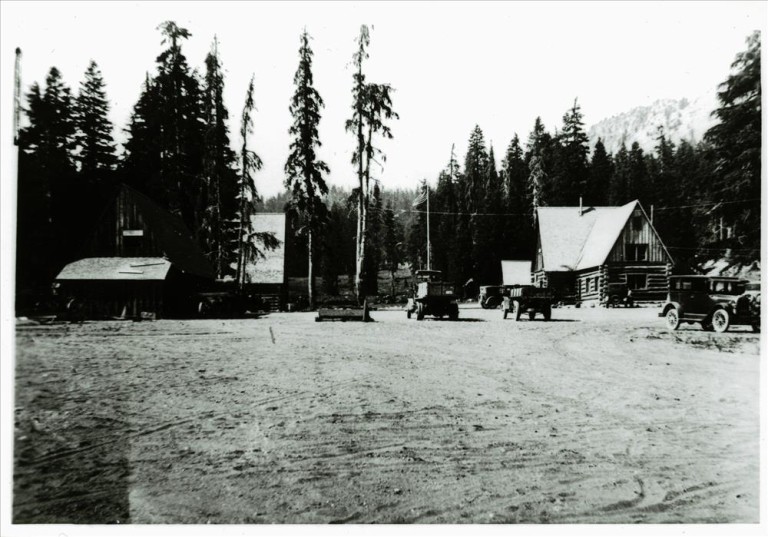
xmin=587 ymin=92 xmax=718 ymax=155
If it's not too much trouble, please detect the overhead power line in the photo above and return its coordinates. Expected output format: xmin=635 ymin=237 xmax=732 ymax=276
xmin=364 ymin=197 xmax=760 ymax=218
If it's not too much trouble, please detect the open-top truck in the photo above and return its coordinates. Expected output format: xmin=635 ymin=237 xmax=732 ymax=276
xmin=499 ymin=260 xmax=554 ymax=321
xmin=406 ymin=270 xmax=459 ymax=320
xmin=502 ymin=285 xmax=554 ymax=320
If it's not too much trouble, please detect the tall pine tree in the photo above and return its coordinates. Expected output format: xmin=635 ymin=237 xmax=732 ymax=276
xmin=235 ymin=76 xmax=278 ymax=289
xmin=552 ymin=98 xmax=590 ymax=205
xmin=285 ymin=29 xmax=330 ymax=308
xmin=587 ymin=138 xmax=612 ymax=206
xmin=501 ymin=134 xmax=532 ymax=258
xmin=122 ymin=74 xmax=162 ymax=200
xmin=201 ymin=37 xmax=239 ymax=279
xmin=74 ymin=60 xmax=116 ymax=180
xmin=704 ymin=30 xmax=761 ymax=252
xmin=153 ymin=21 xmax=206 ymax=234
xmin=16 ymin=68 xmax=77 ymax=302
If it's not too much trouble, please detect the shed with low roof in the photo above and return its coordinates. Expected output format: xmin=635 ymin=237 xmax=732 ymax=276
xmin=55 ymin=184 xmax=214 ymax=318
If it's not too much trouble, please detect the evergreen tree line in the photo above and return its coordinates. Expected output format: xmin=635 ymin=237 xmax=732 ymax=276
xmin=15 ymin=24 xmax=759 ymax=307
xmin=16 ymin=21 xmax=265 ymax=303
xmin=16 ymin=21 xmax=400 ymax=307
xmin=280 ymin=31 xmax=760 ymax=298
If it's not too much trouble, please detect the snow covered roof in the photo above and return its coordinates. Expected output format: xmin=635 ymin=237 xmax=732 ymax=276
xmin=245 ymin=213 xmax=286 ymax=284
xmin=537 ymin=200 xmax=639 ymax=272
xmin=56 ymin=257 xmax=172 ymax=281
xmin=501 ymin=260 xmax=532 ymax=286
xmin=575 ymin=202 xmax=638 ymax=270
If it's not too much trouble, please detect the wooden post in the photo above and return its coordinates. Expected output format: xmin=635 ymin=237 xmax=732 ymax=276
xmin=599 ymin=264 xmax=608 ymax=305
xmin=426 ymin=183 xmax=430 ymax=271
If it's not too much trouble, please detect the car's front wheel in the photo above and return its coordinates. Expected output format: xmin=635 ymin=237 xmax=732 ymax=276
xmin=665 ymin=308 xmax=681 ymax=330
xmin=711 ymin=308 xmax=730 ymax=333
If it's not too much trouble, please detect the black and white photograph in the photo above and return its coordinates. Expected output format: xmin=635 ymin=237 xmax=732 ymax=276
xmin=1 ymin=0 xmax=765 ymax=532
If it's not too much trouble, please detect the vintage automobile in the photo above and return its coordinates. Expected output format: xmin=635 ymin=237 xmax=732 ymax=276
xmin=478 ymin=285 xmax=503 ymax=309
xmin=502 ymin=285 xmax=554 ymax=321
xmin=406 ymin=270 xmax=459 ymax=321
xmin=602 ymin=282 xmax=634 ymax=308
xmin=660 ymin=275 xmax=760 ymax=333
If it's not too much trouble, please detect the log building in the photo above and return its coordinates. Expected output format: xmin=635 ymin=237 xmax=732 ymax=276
xmin=532 ymin=200 xmax=673 ymax=305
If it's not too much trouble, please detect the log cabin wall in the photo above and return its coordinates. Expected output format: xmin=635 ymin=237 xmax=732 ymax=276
xmin=577 ymin=267 xmax=602 ymax=302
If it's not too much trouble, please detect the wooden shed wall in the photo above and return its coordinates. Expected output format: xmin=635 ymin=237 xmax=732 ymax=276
xmin=60 ymin=280 xmax=165 ymax=319
xmin=87 ymin=188 xmax=162 ymax=257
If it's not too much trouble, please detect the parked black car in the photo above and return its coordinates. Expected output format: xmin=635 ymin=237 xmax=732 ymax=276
xmin=602 ymin=282 xmax=634 ymax=308
xmin=478 ymin=285 xmax=503 ymax=309
xmin=660 ymin=275 xmax=760 ymax=333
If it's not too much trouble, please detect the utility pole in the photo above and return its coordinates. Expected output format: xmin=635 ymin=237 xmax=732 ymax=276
xmin=426 ymin=181 xmax=430 ymax=271
xmin=14 ymin=48 xmax=21 ymax=145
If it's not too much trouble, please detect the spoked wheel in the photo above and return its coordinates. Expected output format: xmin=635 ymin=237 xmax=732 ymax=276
xmin=416 ymin=302 xmax=425 ymax=321
xmin=665 ymin=308 xmax=681 ymax=330
xmin=711 ymin=309 xmax=730 ymax=333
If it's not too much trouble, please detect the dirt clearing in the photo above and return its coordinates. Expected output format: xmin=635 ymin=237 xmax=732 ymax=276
xmin=12 ymin=306 xmax=761 ymax=523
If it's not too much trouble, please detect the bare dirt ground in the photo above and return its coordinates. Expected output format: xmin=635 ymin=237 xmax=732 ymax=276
xmin=13 ymin=305 xmax=761 ymax=524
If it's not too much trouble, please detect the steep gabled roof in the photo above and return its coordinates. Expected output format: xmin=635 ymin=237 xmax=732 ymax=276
xmin=244 ymin=213 xmax=286 ymax=284
xmin=56 ymin=258 xmax=172 ymax=281
xmin=575 ymin=201 xmax=638 ymax=270
xmin=537 ymin=200 xmax=644 ymax=272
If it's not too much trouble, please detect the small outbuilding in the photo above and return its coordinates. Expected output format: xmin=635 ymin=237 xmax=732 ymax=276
xmin=532 ymin=200 xmax=674 ymax=305
xmin=55 ymin=184 xmax=214 ymax=318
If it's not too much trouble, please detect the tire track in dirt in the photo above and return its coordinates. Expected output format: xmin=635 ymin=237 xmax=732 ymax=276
xmin=14 ymin=310 xmax=760 ymax=523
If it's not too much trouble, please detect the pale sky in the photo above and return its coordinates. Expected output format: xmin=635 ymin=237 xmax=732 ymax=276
xmin=1 ymin=1 xmax=765 ymax=199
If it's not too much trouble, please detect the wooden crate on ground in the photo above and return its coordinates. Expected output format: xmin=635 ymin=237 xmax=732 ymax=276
xmin=315 ymin=301 xmax=372 ymax=322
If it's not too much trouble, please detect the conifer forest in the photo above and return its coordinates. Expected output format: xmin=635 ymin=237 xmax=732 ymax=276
xmin=15 ymin=23 xmax=761 ymax=307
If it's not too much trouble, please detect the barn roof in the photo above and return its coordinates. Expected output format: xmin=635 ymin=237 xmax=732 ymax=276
xmin=537 ymin=200 xmax=641 ymax=272
xmin=244 ymin=213 xmax=286 ymax=284
xmin=56 ymin=257 xmax=172 ymax=281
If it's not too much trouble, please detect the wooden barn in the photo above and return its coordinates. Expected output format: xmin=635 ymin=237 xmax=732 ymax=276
xmin=54 ymin=184 xmax=214 ymax=319
xmin=532 ymin=200 xmax=674 ymax=305
xmin=243 ymin=213 xmax=287 ymax=311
